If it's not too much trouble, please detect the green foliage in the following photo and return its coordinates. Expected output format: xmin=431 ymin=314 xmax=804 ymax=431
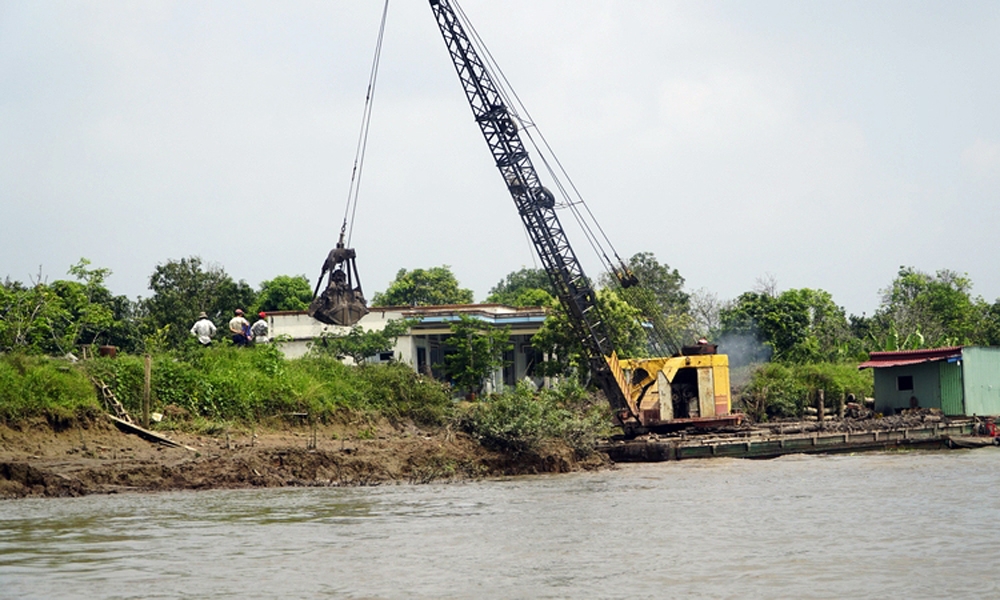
xmin=142 ymin=256 xmax=257 ymax=349
xmin=458 ymin=381 xmax=610 ymax=455
xmin=309 ymin=319 xmax=415 ymax=364
xmin=606 ymin=252 xmax=691 ymax=351
xmin=598 ymin=288 xmax=649 ymax=359
xmin=872 ymin=266 xmax=988 ymax=348
xmin=0 ymin=259 xmax=140 ymax=355
xmin=530 ymin=288 xmax=647 ymax=381
xmin=354 ymin=362 xmax=452 ymax=426
xmin=720 ymin=288 xmax=852 ymax=363
xmin=980 ymin=300 xmax=1000 ymax=346
xmin=371 ymin=266 xmax=473 ymax=306
xmin=255 ymin=275 xmax=313 ymax=312
xmin=529 ymin=299 xmax=587 ymax=380
xmin=739 ymin=362 xmax=873 ymax=421
xmin=444 ymin=315 xmax=512 ymax=396
xmin=78 ymin=346 xmax=452 ymax=426
xmin=0 ymin=354 xmax=100 ymax=423
xmin=486 ymin=268 xmax=554 ymax=306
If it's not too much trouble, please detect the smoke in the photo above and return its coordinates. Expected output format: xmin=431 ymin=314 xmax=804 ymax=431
xmin=716 ymin=331 xmax=771 ymax=368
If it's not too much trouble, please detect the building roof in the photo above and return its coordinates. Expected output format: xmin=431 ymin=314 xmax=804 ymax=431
xmin=400 ymin=304 xmax=547 ymax=327
xmin=858 ymin=346 xmax=963 ymax=369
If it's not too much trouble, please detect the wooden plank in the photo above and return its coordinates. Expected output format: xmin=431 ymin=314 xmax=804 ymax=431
xmin=106 ymin=414 xmax=196 ymax=451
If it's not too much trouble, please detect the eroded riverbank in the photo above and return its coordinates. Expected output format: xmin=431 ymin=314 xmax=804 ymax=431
xmin=0 ymin=417 xmax=609 ymax=499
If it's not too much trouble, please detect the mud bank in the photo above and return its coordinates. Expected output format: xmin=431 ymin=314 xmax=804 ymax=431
xmin=0 ymin=418 xmax=610 ymax=499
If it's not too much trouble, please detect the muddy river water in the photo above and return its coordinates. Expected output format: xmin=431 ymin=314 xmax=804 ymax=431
xmin=2 ymin=448 xmax=999 ymax=599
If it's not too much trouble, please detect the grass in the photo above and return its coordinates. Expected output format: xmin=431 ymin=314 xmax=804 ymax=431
xmin=79 ymin=346 xmax=451 ymax=424
xmin=0 ymin=353 xmax=101 ymax=425
xmin=1 ymin=345 xmax=452 ymax=429
xmin=1 ymin=348 xmax=609 ymax=455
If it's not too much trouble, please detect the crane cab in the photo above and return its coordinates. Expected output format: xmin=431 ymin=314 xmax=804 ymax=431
xmin=621 ymin=351 xmax=739 ymax=432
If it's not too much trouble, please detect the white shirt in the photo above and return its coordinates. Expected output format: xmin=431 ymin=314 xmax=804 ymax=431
xmin=190 ymin=318 xmax=217 ymax=344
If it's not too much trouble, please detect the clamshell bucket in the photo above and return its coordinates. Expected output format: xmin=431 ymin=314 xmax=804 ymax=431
xmin=309 ymin=243 xmax=369 ymax=327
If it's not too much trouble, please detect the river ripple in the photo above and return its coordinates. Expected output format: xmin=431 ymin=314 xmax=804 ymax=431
xmin=2 ymin=449 xmax=999 ymax=599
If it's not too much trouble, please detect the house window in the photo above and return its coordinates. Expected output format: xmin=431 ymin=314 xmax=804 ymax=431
xmin=897 ymin=375 xmax=913 ymax=391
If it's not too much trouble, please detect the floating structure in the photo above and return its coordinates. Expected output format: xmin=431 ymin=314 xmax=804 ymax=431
xmin=599 ymin=419 xmax=996 ymax=462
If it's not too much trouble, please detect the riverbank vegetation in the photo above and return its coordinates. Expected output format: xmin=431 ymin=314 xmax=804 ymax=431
xmin=5 ymin=253 xmax=1000 ymax=430
xmin=0 ymin=347 xmax=609 ymax=462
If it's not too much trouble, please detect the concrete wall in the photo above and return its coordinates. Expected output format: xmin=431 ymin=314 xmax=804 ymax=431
xmin=268 ymin=306 xmax=547 ymax=390
xmin=271 ymin=309 xmax=406 ymax=360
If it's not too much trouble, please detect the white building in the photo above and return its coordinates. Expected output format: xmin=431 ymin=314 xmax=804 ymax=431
xmin=268 ymin=304 xmax=549 ymax=392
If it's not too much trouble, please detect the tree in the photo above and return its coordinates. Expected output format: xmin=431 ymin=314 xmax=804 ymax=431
xmin=0 ymin=277 xmax=58 ymax=354
xmin=977 ymin=300 xmax=1000 ymax=346
xmin=530 ymin=288 xmax=648 ymax=381
xmin=255 ymin=275 xmax=313 ymax=313
xmin=486 ymin=267 xmax=555 ymax=307
xmin=444 ymin=315 xmax=512 ymax=396
xmin=311 ymin=319 xmax=414 ymax=365
xmin=371 ymin=266 xmax=473 ymax=307
xmin=720 ymin=288 xmax=851 ymax=363
xmin=142 ymin=257 xmax=256 ymax=348
xmin=689 ymin=288 xmax=727 ymax=340
xmin=0 ymin=259 xmax=139 ymax=355
xmin=604 ymin=252 xmax=691 ymax=352
xmin=874 ymin=267 xmax=985 ymax=347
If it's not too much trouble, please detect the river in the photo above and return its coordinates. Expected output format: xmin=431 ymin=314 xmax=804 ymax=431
xmin=2 ymin=448 xmax=998 ymax=599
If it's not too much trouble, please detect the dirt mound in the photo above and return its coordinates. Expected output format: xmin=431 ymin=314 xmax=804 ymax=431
xmin=0 ymin=418 xmax=610 ymax=499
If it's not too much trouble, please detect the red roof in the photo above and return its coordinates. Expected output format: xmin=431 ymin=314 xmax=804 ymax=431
xmin=858 ymin=346 xmax=963 ymax=369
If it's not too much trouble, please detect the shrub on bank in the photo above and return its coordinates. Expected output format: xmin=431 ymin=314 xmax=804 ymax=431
xmin=738 ymin=362 xmax=874 ymax=421
xmin=0 ymin=354 xmax=100 ymax=424
xmin=458 ymin=381 xmax=611 ymax=455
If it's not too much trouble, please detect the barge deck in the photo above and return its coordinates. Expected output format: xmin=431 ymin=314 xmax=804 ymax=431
xmin=599 ymin=420 xmax=998 ymax=462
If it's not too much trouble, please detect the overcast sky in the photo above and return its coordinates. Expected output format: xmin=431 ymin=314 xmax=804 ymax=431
xmin=2 ymin=0 xmax=998 ymax=317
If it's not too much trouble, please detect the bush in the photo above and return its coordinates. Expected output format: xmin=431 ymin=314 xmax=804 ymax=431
xmin=0 ymin=354 xmax=99 ymax=423
xmin=354 ymin=362 xmax=452 ymax=426
xmin=458 ymin=381 xmax=611 ymax=455
xmin=739 ymin=361 xmax=874 ymax=420
xmin=79 ymin=346 xmax=453 ymax=427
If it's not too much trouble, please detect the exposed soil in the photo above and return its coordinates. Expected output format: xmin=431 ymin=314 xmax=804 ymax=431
xmin=0 ymin=417 xmax=610 ymax=499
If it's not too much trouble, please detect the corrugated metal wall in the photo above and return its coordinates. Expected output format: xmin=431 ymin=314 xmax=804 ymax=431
xmin=873 ymin=362 xmax=942 ymax=414
xmin=961 ymin=347 xmax=1000 ymax=416
xmin=938 ymin=361 xmax=964 ymax=415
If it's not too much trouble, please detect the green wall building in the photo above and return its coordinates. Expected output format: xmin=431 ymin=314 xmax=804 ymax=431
xmin=859 ymin=346 xmax=1000 ymax=416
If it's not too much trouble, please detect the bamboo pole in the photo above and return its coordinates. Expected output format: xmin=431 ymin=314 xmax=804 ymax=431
xmin=143 ymin=354 xmax=151 ymax=429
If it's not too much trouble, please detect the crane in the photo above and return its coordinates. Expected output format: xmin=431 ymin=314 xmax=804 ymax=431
xmin=428 ymin=0 xmax=739 ymax=435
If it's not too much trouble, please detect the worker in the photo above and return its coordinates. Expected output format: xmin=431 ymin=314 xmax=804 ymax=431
xmin=250 ymin=312 xmax=270 ymax=344
xmin=697 ymin=337 xmax=709 ymax=345
xmin=190 ymin=312 xmax=217 ymax=345
xmin=229 ymin=309 xmax=251 ymax=347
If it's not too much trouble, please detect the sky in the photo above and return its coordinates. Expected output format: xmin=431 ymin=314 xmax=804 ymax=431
xmin=2 ymin=0 xmax=998 ymax=318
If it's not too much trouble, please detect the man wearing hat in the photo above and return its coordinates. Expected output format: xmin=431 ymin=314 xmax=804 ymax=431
xmin=190 ymin=312 xmax=217 ymax=345
xmin=250 ymin=311 xmax=270 ymax=344
xmin=229 ymin=309 xmax=251 ymax=347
